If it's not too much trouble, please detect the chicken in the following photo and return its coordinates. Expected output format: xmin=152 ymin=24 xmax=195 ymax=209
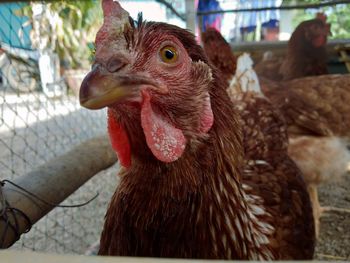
xmin=201 ymin=28 xmax=236 ymax=84
xmin=227 ymin=53 xmax=286 ymax=160
xmin=202 ymin=25 xmax=350 ymax=238
xmin=79 ymin=0 xmax=315 ymax=259
xmin=202 ymin=33 xmax=288 ymax=163
xmin=255 ymin=13 xmax=331 ymax=81
xmin=280 ymin=13 xmax=330 ymax=80
xmin=263 ymin=74 xmax=350 ymax=237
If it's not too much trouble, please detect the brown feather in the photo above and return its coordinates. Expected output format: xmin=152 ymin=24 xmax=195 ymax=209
xmin=229 ymin=91 xmax=315 ymax=259
xmin=264 ymin=74 xmax=350 ymax=137
xmin=231 ymin=92 xmax=288 ymax=164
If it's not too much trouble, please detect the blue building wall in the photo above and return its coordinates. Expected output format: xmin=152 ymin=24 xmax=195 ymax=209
xmin=0 ymin=2 xmax=31 ymax=49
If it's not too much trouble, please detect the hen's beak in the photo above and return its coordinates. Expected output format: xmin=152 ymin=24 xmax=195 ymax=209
xmin=79 ymin=65 xmax=159 ymax=109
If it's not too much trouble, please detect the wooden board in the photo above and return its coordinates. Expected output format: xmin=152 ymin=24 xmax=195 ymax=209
xmin=1 ymin=250 xmax=227 ymax=263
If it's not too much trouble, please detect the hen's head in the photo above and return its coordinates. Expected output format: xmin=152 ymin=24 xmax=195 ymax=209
xmin=290 ymin=14 xmax=331 ymax=49
xmin=201 ymin=28 xmax=236 ymax=83
xmin=80 ymin=0 xmax=214 ymax=167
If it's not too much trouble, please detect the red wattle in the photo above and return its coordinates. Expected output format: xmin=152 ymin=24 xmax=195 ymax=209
xmin=140 ymin=91 xmax=186 ymax=163
xmin=107 ymin=109 xmax=131 ymax=168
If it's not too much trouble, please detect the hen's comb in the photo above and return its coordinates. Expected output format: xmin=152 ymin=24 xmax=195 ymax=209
xmin=316 ymin=12 xmax=327 ymax=23
xmin=102 ymin=0 xmax=124 ymax=19
xmin=315 ymin=12 xmax=331 ymax=35
xmin=96 ymin=0 xmax=130 ymax=45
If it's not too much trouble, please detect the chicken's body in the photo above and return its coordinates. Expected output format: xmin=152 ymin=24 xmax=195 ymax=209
xmin=264 ymin=75 xmax=350 ymax=137
xmin=230 ymin=92 xmax=314 ymax=259
xmin=228 ymin=54 xmax=315 ymax=258
xmin=288 ymin=136 xmax=350 ymax=186
xmin=231 ymin=91 xmax=288 ymax=164
xmin=80 ymin=0 xmax=315 ymax=259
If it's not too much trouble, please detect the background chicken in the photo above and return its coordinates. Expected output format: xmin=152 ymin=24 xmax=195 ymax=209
xmin=226 ymin=57 xmax=315 ymax=259
xmin=79 ymin=0 xmax=314 ymax=259
xmin=255 ymin=13 xmax=331 ymax=81
xmin=202 ymin=31 xmax=289 ymax=164
xmin=201 ymin=28 xmax=236 ymax=84
xmin=263 ymin=75 xmax=350 ymax=236
xmin=202 ymin=27 xmax=350 ymax=238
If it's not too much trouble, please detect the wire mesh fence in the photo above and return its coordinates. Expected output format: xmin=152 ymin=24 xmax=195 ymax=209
xmin=0 ymin=1 xmax=119 ymax=254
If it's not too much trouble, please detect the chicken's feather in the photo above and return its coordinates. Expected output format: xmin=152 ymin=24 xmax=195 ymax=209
xmin=229 ymin=53 xmax=260 ymax=94
xmin=264 ymin=74 xmax=350 ymax=137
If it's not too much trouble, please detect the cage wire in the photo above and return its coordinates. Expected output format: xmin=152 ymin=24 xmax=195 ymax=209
xmin=0 ymin=1 xmax=119 ymax=254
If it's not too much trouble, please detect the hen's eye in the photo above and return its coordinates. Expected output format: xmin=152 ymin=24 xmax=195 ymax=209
xmin=160 ymin=46 xmax=178 ymax=63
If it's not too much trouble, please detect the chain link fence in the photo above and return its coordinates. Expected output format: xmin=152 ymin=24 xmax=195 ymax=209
xmin=0 ymin=1 xmax=119 ymax=254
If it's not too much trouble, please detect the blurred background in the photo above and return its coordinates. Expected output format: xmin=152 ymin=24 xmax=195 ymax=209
xmin=0 ymin=0 xmax=349 ymax=259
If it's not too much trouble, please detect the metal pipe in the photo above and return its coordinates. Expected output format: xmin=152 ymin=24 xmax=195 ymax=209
xmin=0 ymin=135 xmax=117 ymax=248
xmin=155 ymin=0 xmax=185 ymax=22
xmin=185 ymin=0 xmax=196 ymax=34
xmin=197 ymin=0 xmax=350 ymax=16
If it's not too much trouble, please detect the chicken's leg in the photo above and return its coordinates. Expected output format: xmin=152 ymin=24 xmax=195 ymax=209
xmin=320 ymin=206 xmax=350 ymax=214
xmin=308 ymin=184 xmax=350 ymax=239
xmin=307 ymin=185 xmax=321 ymax=239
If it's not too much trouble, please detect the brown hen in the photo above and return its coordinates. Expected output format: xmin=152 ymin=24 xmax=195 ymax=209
xmin=79 ymin=0 xmax=314 ymax=259
xmin=202 ymin=25 xmax=350 ymax=238
xmin=263 ymin=74 xmax=350 ymax=236
xmin=202 ymin=31 xmax=288 ymax=164
xmin=223 ymin=53 xmax=315 ymax=256
xmin=255 ymin=14 xmax=331 ymax=81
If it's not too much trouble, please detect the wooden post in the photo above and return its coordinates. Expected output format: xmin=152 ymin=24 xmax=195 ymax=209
xmin=335 ymin=44 xmax=350 ymax=73
xmin=0 ymin=135 xmax=117 ymax=248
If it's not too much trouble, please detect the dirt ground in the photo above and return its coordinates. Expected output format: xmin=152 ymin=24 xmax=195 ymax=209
xmin=315 ymin=173 xmax=350 ymax=260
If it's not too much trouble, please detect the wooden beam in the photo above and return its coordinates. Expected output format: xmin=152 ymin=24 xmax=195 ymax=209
xmin=1 ymin=250 xmax=238 ymax=263
xmin=335 ymin=44 xmax=350 ymax=72
xmin=0 ymin=135 xmax=117 ymax=248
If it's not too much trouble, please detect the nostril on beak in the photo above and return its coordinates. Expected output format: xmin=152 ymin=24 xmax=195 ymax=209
xmin=107 ymin=56 xmax=127 ymax=73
